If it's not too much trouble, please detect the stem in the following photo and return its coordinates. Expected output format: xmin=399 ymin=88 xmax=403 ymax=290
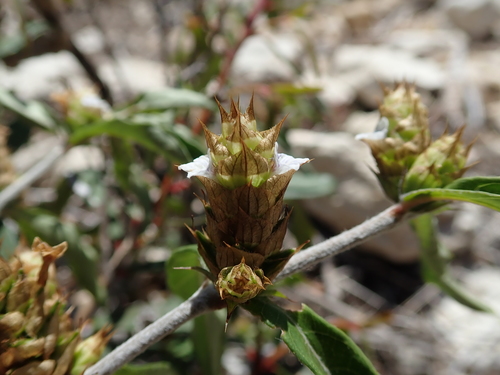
xmin=276 ymin=204 xmax=413 ymax=281
xmin=0 ymin=144 xmax=65 ymax=213
xmin=84 ymin=285 xmax=224 ymax=375
xmin=84 ymin=202 xmax=414 ymax=375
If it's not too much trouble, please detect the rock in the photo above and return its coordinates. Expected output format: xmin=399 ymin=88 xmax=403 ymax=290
xmin=332 ymin=45 xmax=445 ymax=108
xmin=340 ymin=110 xmax=380 ymax=135
xmin=54 ymin=145 xmax=105 ymax=176
xmin=0 ymin=51 xmax=88 ymax=100
xmin=73 ymin=25 xmax=106 ymax=55
xmin=287 ymin=129 xmax=420 ymax=263
xmin=439 ymin=0 xmax=499 ymax=39
xmin=231 ymin=33 xmax=304 ymax=82
xmin=386 ymin=29 xmax=458 ymax=56
xmin=98 ymin=57 xmax=168 ymax=97
xmin=431 ymin=267 xmax=500 ymax=373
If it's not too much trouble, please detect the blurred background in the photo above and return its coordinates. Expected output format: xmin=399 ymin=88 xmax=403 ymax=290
xmin=1 ymin=0 xmax=500 ymax=374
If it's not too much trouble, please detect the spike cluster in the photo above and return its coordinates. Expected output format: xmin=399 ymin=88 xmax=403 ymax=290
xmin=356 ymin=83 xmax=471 ymax=201
xmin=179 ymin=97 xmax=308 ymax=309
xmin=0 ymin=238 xmax=111 ymax=375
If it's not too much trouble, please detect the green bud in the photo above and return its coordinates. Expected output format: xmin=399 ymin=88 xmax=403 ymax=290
xmin=357 ymin=83 xmax=432 ymax=201
xmin=215 ymin=260 xmax=271 ymax=304
xmin=70 ymin=327 xmax=112 ymax=375
xmin=403 ymin=128 xmax=471 ymax=192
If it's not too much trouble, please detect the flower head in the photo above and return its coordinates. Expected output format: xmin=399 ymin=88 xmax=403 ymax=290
xmin=179 ymin=96 xmax=309 ymax=307
xmin=356 ymin=83 xmax=431 ymax=201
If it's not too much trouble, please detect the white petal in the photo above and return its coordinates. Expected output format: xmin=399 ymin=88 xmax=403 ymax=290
xmin=178 ymin=154 xmax=212 ymax=178
xmin=355 ymin=117 xmax=389 ymax=141
xmin=274 ymin=153 xmax=310 ymax=175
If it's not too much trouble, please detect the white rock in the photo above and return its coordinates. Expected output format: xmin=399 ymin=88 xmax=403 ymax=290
xmin=98 ymin=57 xmax=168 ymax=96
xmin=55 ymin=145 xmax=105 ymax=176
xmin=341 ymin=110 xmax=380 ymax=135
xmin=0 ymin=52 xmax=88 ymax=100
xmin=439 ymin=0 xmax=499 ymax=39
xmin=231 ymin=33 xmax=304 ymax=82
xmin=334 ymin=45 xmax=445 ymax=91
xmin=287 ymin=129 xmax=420 ymax=263
xmin=73 ymin=25 xmax=106 ymax=55
xmin=432 ymin=267 xmax=500 ymax=373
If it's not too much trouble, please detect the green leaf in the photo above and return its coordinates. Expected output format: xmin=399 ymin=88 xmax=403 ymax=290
xmin=0 ymin=222 xmax=18 ymax=259
xmin=193 ymin=312 xmax=225 ymax=375
xmin=445 ymin=176 xmax=500 ymax=194
xmin=0 ymin=88 xmax=57 ymax=129
xmin=285 ymin=172 xmax=336 ymax=200
xmin=114 ymin=362 xmax=178 ymax=375
xmin=166 ymin=245 xmax=203 ymax=300
xmin=166 ymin=246 xmax=224 ymax=375
xmin=245 ymin=298 xmax=379 ymax=375
xmin=402 ymin=188 xmax=500 ymax=212
xmin=70 ymin=120 xmax=165 ymax=153
xmin=411 ymin=214 xmax=492 ymax=313
xmin=132 ymin=88 xmax=215 ymax=112
xmin=0 ymin=20 xmax=50 ymax=58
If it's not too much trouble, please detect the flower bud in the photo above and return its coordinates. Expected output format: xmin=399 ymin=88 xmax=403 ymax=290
xmin=179 ymin=96 xmax=308 ymax=306
xmin=216 ymin=260 xmax=271 ymax=304
xmin=403 ymin=128 xmax=471 ymax=192
xmin=70 ymin=326 xmax=112 ymax=375
xmin=356 ymin=83 xmax=431 ymax=201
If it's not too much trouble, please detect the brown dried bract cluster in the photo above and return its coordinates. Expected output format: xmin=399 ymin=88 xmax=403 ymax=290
xmin=0 ymin=238 xmax=111 ymax=375
xmin=185 ymin=97 xmax=307 ymax=307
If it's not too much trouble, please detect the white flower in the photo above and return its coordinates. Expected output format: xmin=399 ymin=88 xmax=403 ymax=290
xmin=273 ymin=143 xmax=310 ymax=175
xmin=355 ymin=117 xmax=389 ymax=141
xmin=178 ymin=154 xmax=212 ymax=178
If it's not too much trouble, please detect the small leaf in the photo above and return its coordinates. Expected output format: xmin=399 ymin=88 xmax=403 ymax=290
xmin=166 ymin=245 xmax=203 ymax=300
xmin=70 ymin=120 xmax=165 ymax=154
xmin=445 ymin=176 xmax=500 ymax=194
xmin=411 ymin=214 xmax=493 ymax=313
xmin=402 ymin=188 xmax=500 ymax=212
xmin=167 ymin=246 xmax=225 ymax=375
xmin=132 ymin=88 xmax=215 ymax=112
xmin=285 ymin=172 xmax=336 ymax=200
xmin=0 ymin=88 xmax=57 ymax=129
xmin=0 ymin=221 xmax=18 ymax=259
xmin=114 ymin=362 xmax=178 ymax=375
xmin=245 ymin=298 xmax=379 ymax=375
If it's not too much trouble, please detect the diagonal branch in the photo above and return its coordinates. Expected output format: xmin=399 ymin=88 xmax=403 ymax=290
xmin=84 ymin=202 xmax=414 ymax=375
xmin=0 ymin=144 xmax=65 ymax=214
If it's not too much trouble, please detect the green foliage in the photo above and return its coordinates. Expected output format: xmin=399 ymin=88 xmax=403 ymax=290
xmin=402 ymin=176 xmax=500 ymax=212
xmin=245 ymin=297 xmax=379 ymax=375
xmin=130 ymin=88 xmax=216 ymax=112
xmin=0 ymin=88 xmax=57 ymax=129
xmin=167 ymin=246 xmax=225 ymax=375
xmin=285 ymin=171 xmax=336 ymax=200
xmin=114 ymin=362 xmax=179 ymax=375
xmin=411 ymin=214 xmax=492 ymax=312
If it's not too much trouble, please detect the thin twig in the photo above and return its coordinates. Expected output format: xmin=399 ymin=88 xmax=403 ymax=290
xmin=84 ymin=284 xmax=223 ymax=375
xmin=84 ymin=202 xmax=415 ymax=375
xmin=276 ymin=205 xmax=413 ymax=281
xmin=0 ymin=144 xmax=65 ymax=214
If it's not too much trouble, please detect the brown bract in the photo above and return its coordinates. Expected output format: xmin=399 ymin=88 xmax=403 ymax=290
xmin=188 ymin=97 xmax=304 ymax=306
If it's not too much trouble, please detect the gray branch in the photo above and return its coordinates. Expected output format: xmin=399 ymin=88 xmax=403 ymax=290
xmin=84 ymin=204 xmax=412 ymax=375
xmin=0 ymin=144 xmax=65 ymax=214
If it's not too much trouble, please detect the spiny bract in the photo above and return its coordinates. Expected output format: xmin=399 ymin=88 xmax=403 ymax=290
xmin=0 ymin=238 xmax=110 ymax=375
xmin=179 ymin=96 xmax=309 ymax=311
